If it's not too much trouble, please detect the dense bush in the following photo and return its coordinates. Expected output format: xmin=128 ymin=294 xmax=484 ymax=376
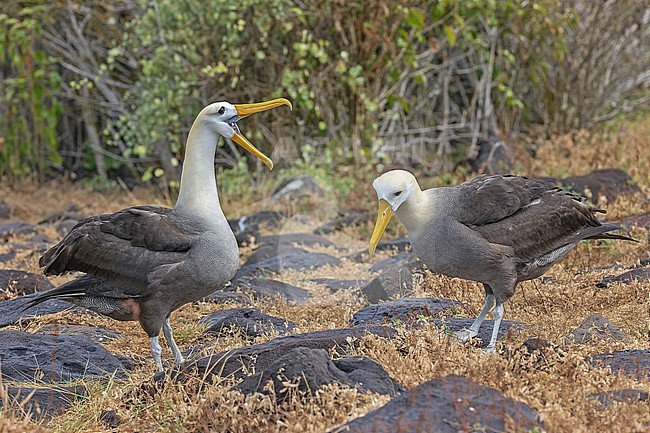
xmin=0 ymin=0 xmax=648 ymax=182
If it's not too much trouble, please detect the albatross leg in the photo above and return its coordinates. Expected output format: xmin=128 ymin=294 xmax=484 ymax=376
xmin=151 ymin=336 xmax=163 ymax=372
xmin=485 ymin=302 xmax=504 ymax=354
xmin=456 ymin=294 xmax=495 ymax=342
xmin=162 ymin=317 xmax=185 ymax=364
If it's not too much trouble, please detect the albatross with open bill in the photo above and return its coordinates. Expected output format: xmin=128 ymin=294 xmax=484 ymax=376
xmin=368 ymin=170 xmax=636 ymax=353
xmin=28 ymin=98 xmax=292 ymax=370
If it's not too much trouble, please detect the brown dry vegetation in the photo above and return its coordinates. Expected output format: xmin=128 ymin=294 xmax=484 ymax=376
xmin=0 ymin=117 xmax=649 ymax=432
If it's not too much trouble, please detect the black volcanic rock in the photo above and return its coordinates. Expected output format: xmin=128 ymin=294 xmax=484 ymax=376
xmin=0 ymin=222 xmax=37 ymax=241
xmin=311 ymin=278 xmax=368 ymax=292
xmin=157 ymin=326 xmax=396 ymax=384
xmin=200 ymin=308 xmax=295 ymax=337
xmin=2 ymin=386 xmax=86 ymax=419
xmin=596 ymin=268 xmax=650 ymax=288
xmin=560 ymin=168 xmax=640 ymax=201
xmin=0 ymin=269 xmax=54 ymax=296
xmin=231 ymin=278 xmax=312 ymax=304
xmin=564 ymin=314 xmax=630 ymax=345
xmin=351 ymin=298 xmax=463 ymax=326
xmin=329 ymin=374 xmax=542 ymax=433
xmin=0 ymin=294 xmax=76 ymax=328
xmin=234 ymin=347 xmax=405 ymax=402
xmin=0 ymin=330 xmax=126 ymax=382
xmin=314 ymin=209 xmax=372 ymax=235
xmin=589 ymin=350 xmax=650 ymax=381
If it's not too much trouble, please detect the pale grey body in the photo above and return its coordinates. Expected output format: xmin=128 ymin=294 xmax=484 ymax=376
xmin=29 ymin=101 xmax=252 ymax=370
xmin=373 ymin=171 xmax=635 ymax=353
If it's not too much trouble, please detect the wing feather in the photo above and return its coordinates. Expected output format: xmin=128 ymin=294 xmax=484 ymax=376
xmin=39 ymin=206 xmax=194 ymax=294
xmin=450 ymin=175 xmax=550 ymax=226
xmin=467 ymin=179 xmax=608 ymax=261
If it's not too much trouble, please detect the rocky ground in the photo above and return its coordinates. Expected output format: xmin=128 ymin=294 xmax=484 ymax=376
xmin=0 ymin=166 xmax=648 ymax=433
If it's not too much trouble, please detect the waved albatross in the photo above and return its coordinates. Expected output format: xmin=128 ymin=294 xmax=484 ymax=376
xmin=28 ymin=98 xmax=292 ymax=370
xmin=368 ymin=170 xmax=635 ymax=353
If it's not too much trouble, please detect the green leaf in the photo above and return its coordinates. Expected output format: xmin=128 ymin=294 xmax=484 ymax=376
xmin=443 ymin=25 xmax=456 ymax=46
xmin=405 ymin=8 xmax=426 ymax=29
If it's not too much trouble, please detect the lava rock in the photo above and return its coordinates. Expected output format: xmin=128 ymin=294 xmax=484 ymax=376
xmin=203 ymin=291 xmax=252 ymax=305
xmin=329 ymin=374 xmax=542 ymax=433
xmin=233 ymin=347 xmax=404 ymax=402
xmin=35 ymin=324 xmax=126 ymax=343
xmin=589 ymin=389 xmax=649 ymax=407
xmin=245 ymin=244 xmax=308 ymax=265
xmin=259 ymin=233 xmax=337 ymax=249
xmin=351 ymin=298 xmax=463 ymax=326
xmin=231 ymin=278 xmax=313 ymax=304
xmin=39 ymin=205 xmax=87 ymax=237
xmin=467 ymin=138 xmax=514 ymax=174
xmin=0 ymin=269 xmax=54 ymax=296
xmin=269 ymin=176 xmax=324 ymax=203
xmin=0 ymin=294 xmax=75 ymax=328
xmin=158 ymin=325 xmax=396 ymax=384
xmin=519 ymin=338 xmax=555 ymax=353
xmin=0 ymin=252 xmax=16 ymax=263
xmin=564 ymin=314 xmax=630 ymax=345
xmin=346 ymin=237 xmax=411 ymax=263
xmin=370 ymin=252 xmax=420 ymax=274
xmin=2 ymin=386 xmax=86 ymax=419
xmin=100 ymin=409 xmax=121 ymax=429
xmin=596 ymin=268 xmax=650 ymax=288
xmin=200 ymin=308 xmax=295 ymax=337
xmin=589 ymin=350 xmax=650 ymax=381
xmin=38 ymin=204 xmax=85 ymax=225
xmin=247 ymin=252 xmax=341 ymax=275
xmin=361 ymin=265 xmax=414 ymax=303
xmin=0 ymin=222 xmax=37 ymax=241
xmin=0 ymin=200 xmax=12 ymax=219
xmin=311 ymin=278 xmax=368 ymax=292
xmin=314 ymin=209 xmax=372 ymax=235
xmin=375 ymin=237 xmax=411 ymax=252
xmin=560 ymin=168 xmax=640 ymax=201
xmin=234 ymin=229 xmax=259 ymax=247
xmin=232 ymin=211 xmax=284 ymax=232
xmin=615 ymin=211 xmax=650 ymax=231
xmin=0 ymin=330 xmax=126 ymax=382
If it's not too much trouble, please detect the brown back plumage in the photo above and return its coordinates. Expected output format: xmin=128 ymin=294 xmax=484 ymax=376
xmin=451 ymin=175 xmax=616 ymax=263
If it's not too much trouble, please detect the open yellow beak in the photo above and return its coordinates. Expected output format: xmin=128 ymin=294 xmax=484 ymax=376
xmin=231 ymin=98 xmax=293 ymax=171
xmin=368 ymin=199 xmax=394 ymax=255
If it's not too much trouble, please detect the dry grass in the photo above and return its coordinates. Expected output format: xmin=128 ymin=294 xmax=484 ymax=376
xmin=0 ymin=117 xmax=649 ymax=432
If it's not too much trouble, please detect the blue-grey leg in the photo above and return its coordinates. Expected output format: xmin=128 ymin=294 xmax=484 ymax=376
xmin=485 ymin=302 xmax=504 ymax=354
xmin=162 ymin=317 xmax=185 ymax=364
xmin=456 ymin=294 xmax=495 ymax=342
xmin=151 ymin=336 xmax=163 ymax=372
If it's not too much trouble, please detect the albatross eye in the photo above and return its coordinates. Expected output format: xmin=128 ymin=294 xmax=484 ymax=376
xmin=217 ymin=106 xmax=225 ymax=115
xmin=394 ymin=191 xmax=402 ymax=197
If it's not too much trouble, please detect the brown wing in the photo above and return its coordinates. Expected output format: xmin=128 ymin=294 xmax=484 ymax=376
xmin=450 ymin=175 xmax=550 ymax=226
xmin=470 ymin=182 xmax=605 ymax=262
xmin=39 ymin=206 xmax=194 ymax=295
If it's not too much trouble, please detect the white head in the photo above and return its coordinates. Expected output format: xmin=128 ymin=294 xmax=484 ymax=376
xmin=197 ymin=101 xmax=242 ymax=140
xmin=191 ymin=98 xmax=293 ymax=170
xmin=372 ymin=169 xmax=420 ymax=212
xmin=368 ymin=170 xmax=421 ymax=255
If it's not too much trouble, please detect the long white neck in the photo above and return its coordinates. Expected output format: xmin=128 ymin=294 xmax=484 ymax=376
xmin=395 ymin=187 xmax=433 ymax=236
xmin=174 ymin=120 xmax=223 ymax=219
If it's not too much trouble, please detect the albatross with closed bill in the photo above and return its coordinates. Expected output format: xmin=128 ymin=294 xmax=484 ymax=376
xmin=28 ymin=98 xmax=292 ymax=370
xmin=368 ymin=170 xmax=636 ymax=353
